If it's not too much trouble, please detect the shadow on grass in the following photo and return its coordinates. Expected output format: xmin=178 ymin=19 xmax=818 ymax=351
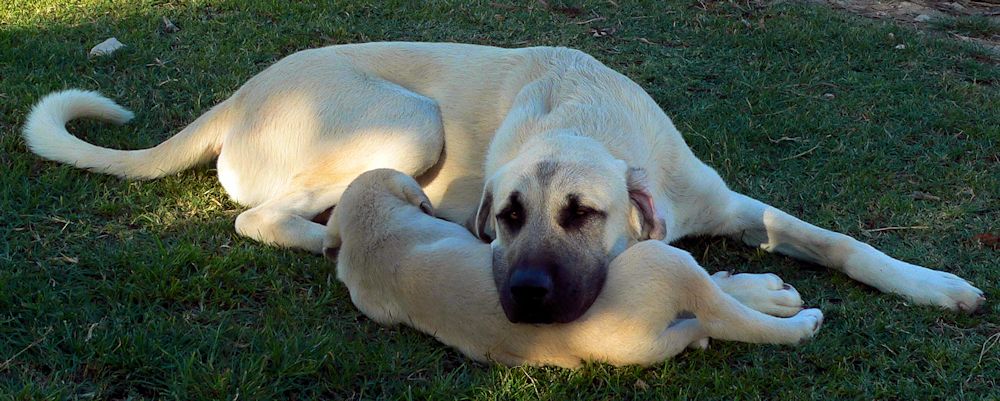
xmin=3 ymin=0 xmax=999 ymax=399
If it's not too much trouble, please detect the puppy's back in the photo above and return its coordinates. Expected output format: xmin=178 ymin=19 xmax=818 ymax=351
xmin=329 ymin=169 xmax=494 ymax=320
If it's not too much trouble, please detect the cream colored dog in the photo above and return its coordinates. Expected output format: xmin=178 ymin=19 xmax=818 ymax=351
xmin=23 ymin=42 xmax=984 ymax=322
xmin=327 ymin=168 xmax=823 ymax=367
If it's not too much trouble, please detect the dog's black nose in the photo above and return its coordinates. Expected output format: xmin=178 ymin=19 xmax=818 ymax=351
xmin=509 ymin=268 xmax=553 ymax=308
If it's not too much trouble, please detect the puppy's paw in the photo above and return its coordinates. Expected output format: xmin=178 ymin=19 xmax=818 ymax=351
xmin=712 ymin=271 xmax=803 ymax=317
xmin=786 ymin=308 xmax=823 ymax=344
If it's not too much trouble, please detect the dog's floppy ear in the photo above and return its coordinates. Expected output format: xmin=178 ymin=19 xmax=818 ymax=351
xmin=474 ymin=178 xmax=495 ymax=242
xmin=627 ymin=167 xmax=665 ymax=240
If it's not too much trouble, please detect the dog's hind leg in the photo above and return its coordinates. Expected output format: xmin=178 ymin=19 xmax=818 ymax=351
xmin=235 ymin=186 xmax=349 ymax=254
xmin=703 ymin=190 xmax=985 ymax=313
xmin=230 ymin=75 xmax=447 ymax=253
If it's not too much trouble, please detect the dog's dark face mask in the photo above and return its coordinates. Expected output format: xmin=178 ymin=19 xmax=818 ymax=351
xmin=475 ymin=160 xmax=665 ymax=324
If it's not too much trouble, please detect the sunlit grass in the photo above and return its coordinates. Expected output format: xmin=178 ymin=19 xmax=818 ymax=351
xmin=1 ymin=0 xmax=997 ymax=399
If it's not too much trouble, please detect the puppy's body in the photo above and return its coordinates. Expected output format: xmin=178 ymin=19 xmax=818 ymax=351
xmin=24 ymin=42 xmax=984 ymax=317
xmin=330 ymin=169 xmax=823 ymax=367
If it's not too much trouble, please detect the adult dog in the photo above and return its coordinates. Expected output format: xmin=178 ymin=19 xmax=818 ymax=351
xmin=24 ymin=42 xmax=984 ymax=323
xmin=326 ymin=168 xmax=823 ymax=367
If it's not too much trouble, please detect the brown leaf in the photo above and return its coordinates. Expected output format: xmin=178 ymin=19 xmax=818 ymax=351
xmin=973 ymin=233 xmax=1000 ymax=250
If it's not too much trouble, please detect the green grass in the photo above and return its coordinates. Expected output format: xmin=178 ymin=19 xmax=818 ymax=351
xmin=930 ymin=15 xmax=1000 ymax=40
xmin=1 ymin=0 xmax=998 ymax=399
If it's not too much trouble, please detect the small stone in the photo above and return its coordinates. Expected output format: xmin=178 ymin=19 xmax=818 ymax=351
xmin=89 ymin=37 xmax=125 ymax=57
xmin=634 ymin=379 xmax=650 ymax=391
xmin=914 ymin=14 xmax=932 ymax=22
xmin=894 ymin=44 xmax=906 ymax=50
xmin=822 ymin=93 xmax=836 ymax=100
xmin=944 ymin=2 xmax=966 ymax=11
xmin=162 ymin=16 xmax=179 ymax=33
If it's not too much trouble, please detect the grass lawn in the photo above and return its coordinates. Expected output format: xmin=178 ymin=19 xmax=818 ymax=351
xmin=1 ymin=0 xmax=997 ymax=399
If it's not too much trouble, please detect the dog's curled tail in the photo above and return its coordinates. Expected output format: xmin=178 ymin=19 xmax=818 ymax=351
xmin=22 ymin=89 xmax=225 ymax=179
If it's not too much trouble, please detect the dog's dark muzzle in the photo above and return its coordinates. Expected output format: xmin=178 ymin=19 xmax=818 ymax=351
xmin=505 ymin=267 xmax=555 ymax=323
xmin=500 ymin=259 xmax=601 ymax=324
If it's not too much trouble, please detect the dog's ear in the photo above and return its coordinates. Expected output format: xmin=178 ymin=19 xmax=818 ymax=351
xmin=474 ymin=179 xmax=495 ymax=242
xmin=627 ymin=167 xmax=665 ymax=240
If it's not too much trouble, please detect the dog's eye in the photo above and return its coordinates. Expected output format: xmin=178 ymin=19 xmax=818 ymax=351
xmin=497 ymin=209 xmax=519 ymax=221
xmin=497 ymin=206 xmax=525 ymax=234
xmin=559 ymin=204 xmax=605 ymax=230
xmin=497 ymin=206 xmax=524 ymax=224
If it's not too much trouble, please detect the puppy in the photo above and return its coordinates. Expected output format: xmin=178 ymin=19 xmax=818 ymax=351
xmin=325 ymin=169 xmax=824 ymax=367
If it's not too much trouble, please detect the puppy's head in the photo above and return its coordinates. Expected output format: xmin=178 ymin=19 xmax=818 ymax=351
xmin=476 ymin=135 xmax=665 ymax=324
xmin=322 ymin=169 xmax=433 ymax=261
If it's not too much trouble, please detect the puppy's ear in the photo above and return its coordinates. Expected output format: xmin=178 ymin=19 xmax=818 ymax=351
xmin=392 ymin=173 xmax=434 ymax=216
xmin=474 ymin=178 xmax=496 ymax=242
xmin=627 ymin=167 xmax=665 ymax=240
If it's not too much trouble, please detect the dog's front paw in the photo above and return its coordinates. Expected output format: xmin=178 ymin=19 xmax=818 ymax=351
xmin=894 ymin=263 xmax=986 ymax=313
xmin=712 ymin=271 xmax=803 ymax=317
xmin=844 ymin=251 xmax=986 ymax=313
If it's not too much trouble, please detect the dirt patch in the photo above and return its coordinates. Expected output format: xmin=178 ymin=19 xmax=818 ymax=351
xmin=818 ymin=0 xmax=1000 ymax=53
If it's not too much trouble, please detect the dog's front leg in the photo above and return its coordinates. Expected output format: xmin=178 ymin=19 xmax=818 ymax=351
xmin=711 ymin=191 xmax=985 ymax=313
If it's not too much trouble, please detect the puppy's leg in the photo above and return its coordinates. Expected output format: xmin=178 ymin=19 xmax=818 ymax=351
xmin=631 ymin=241 xmax=825 ymax=345
xmin=708 ymin=191 xmax=985 ymax=313
xmin=623 ymin=319 xmax=708 ymax=366
xmin=593 ymin=242 xmax=818 ymax=366
xmin=235 ymin=186 xmax=347 ymax=254
xmin=710 ymin=271 xmax=803 ymax=317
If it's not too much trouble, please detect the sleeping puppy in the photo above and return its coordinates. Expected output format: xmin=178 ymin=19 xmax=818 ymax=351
xmin=324 ymin=169 xmax=824 ymax=367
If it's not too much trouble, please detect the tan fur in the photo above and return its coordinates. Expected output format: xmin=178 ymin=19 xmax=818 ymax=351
xmin=23 ymin=42 xmax=984 ymax=313
xmin=328 ymin=169 xmax=823 ymax=367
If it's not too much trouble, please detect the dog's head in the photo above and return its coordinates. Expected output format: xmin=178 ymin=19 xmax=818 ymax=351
xmin=476 ymin=135 xmax=665 ymax=323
